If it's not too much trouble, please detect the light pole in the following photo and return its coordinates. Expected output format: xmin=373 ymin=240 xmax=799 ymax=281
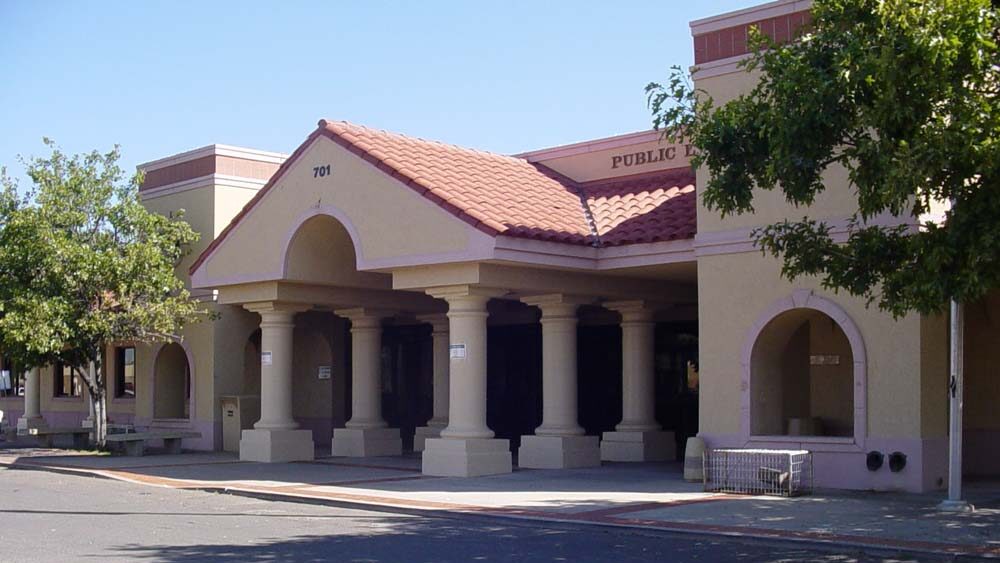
xmin=938 ymin=299 xmax=974 ymax=512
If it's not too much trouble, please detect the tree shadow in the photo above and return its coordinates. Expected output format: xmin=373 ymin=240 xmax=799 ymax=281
xmin=107 ymin=511 xmax=926 ymax=563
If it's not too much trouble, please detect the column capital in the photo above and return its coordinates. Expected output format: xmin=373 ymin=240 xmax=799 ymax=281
xmin=522 ymin=294 xmax=593 ymax=319
xmin=417 ymin=314 xmax=449 ymax=333
xmin=425 ymin=285 xmax=507 ymax=304
xmin=244 ymin=301 xmax=310 ymax=316
xmin=603 ymin=300 xmax=661 ymax=322
xmin=334 ymin=307 xmax=394 ymax=324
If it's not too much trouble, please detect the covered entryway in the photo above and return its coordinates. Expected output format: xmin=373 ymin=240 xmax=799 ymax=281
xmin=189 ymin=120 xmax=699 ymax=476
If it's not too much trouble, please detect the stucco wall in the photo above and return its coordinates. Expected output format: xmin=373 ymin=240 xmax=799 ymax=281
xmin=699 ymin=251 xmax=927 ymax=439
xmin=694 ymin=71 xmax=866 ymax=235
xmin=198 ymin=136 xmax=486 ymax=284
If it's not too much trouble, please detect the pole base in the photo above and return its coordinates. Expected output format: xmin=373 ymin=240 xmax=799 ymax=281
xmin=600 ymin=430 xmax=675 ymax=462
xmin=518 ymin=435 xmax=600 ymax=469
xmin=239 ymin=429 xmax=315 ymax=462
xmin=937 ymin=499 xmax=975 ymax=512
xmin=332 ymin=427 xmax=402 ymax=457
xmin=422 ymin=437 xmax=512 ymax=477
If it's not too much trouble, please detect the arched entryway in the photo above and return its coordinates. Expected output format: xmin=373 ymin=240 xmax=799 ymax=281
xmin=154 ymin=342 xmax=191 ymax=419
xmin=743 ymin=291 xmax=866 ymax=442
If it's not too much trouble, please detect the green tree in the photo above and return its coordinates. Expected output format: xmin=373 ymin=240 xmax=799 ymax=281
xmin=0 ymin=141 xmax=206 ymax=446
xmin=648 ymin=0 xmax=999 ymax=317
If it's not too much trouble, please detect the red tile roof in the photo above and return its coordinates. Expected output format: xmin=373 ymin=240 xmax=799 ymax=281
xmin=190 ymin=120 xmax=697 ymax=275
xmin=582 ymin=169 xmax=697 ymax=247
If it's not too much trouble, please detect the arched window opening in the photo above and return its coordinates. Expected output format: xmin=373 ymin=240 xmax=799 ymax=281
xmin=154 ymin=343 xmax=191 ymax=419
xmin=751 ymin=308 xmax=854 ymax=437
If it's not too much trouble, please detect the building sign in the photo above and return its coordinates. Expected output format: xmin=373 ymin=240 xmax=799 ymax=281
xmin=809 ymin=354 xmax=841 ymax=366
xmin=318 ymin=365 xmax=332 ymax=380
xmin=261 ymin=351 xmax=272 ymax=366
xmin=611 ymin=144 xmax=695 ymax=170
xmin=449 ymin=343 xmax=467 ymax=360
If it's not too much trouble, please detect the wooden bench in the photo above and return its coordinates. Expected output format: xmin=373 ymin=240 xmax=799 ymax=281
xmin=26 ymin=427 xmax=92 ymax=449
xmin=105 ymin=431 xmax=201 ymax=456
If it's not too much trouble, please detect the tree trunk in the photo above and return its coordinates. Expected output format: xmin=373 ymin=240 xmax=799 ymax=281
xmin=93 ymin=389 xmax=108 ymax=449
xmin=77 ymin=351 xmax=110 ymax=449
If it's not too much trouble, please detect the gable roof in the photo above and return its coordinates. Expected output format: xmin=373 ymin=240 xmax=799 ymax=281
xmin=189 ymin=120 xmax=697 ymax=275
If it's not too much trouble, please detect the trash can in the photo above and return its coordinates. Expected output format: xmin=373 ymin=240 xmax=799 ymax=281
xmin=220 ymin=395 xmax=260 ymax=453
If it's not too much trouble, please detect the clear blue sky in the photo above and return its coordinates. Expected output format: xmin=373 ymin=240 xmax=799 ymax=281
xmin=1 ymin=1 xmax=751 ymax=186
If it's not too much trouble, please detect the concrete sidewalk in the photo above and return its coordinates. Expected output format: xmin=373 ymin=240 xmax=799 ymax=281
xmin=2 ymin=446 xmax=998 ymax=559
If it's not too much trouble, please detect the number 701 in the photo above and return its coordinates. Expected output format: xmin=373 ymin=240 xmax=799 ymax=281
xmin=313 ymin=165 xmax=331 ymax=178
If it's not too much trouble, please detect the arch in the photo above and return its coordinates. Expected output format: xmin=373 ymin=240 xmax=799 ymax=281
xmin=740 ymin=290 xmax=867 ymax=446
xmin=278 ymin=207 xmax=391 ymax=289
xmin=279 ymin=206 xmax=366 ymax=278
xmin=152 ymin=342 xmax=194 ymax=420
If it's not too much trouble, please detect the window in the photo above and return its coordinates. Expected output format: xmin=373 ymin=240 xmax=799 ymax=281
xmin=115 ymin=347 xmax=136 ymax=398
xmin=0 ymin=356 xmax=23 ymax=398
xmin=54 ymin=363 xmax=81 ymax=397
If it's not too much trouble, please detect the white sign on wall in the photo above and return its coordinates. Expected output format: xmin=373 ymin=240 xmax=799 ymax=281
xmin=261 ymin=351 xmax=273 ymax=366
xmin=318 ymin=366 xmax=332 ymax=380
xmin=449 ymin=343 xmax=467 ymax=360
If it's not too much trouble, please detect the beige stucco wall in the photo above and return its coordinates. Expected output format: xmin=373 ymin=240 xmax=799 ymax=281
xmin=142 ymin=186 xmax=216 ymax=285
xmin=698 ymin=251 xmax=930 ymax=441
xmin=694 ymin=70 xmax=863 ymax=234
xmin=198 ymin=136 xmax=484 ymax=284
xmin=538 ymin=138 xmax=693 ymax=183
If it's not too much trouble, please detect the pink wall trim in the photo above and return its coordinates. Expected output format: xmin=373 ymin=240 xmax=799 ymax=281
xmin=700 ymin=432 xmax=948 ymax=492
xmin=739 ymin=289 xmax=868 ymax=448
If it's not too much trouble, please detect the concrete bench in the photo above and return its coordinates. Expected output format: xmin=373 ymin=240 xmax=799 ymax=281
xmin=26 ymin=427 xmax=92 ymax=449
xmin=105 ymin=431 xmax=201 ymax=456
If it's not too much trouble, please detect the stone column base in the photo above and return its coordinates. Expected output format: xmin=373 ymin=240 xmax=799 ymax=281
xmin=240 ymin=429 xmax=315 ymax=463
xmin=413 ymin=426 xmax=444 ymax=452
xmin=332 ymin=427 xmax=402 ymax=457
xmin=16 ymin=416 xmax=47 ymax=436
xmin=600 ymin=430 xmax=675 ymax=462
xmin=518 ymin=434 xmax=601 ymax=469
xmin=422 ymin=438 xmax=512 ymax=477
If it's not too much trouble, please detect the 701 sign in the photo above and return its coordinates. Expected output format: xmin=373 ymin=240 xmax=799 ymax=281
xmin=313 ymin=164 xmax=331 ymax=178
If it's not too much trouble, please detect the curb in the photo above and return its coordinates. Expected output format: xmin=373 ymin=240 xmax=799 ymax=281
xmin=3 ymin=458 xmax=997 ymax=560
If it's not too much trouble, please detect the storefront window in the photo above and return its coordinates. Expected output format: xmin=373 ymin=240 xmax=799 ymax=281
xmin=115 ymin=346 xmax=136 ymax=398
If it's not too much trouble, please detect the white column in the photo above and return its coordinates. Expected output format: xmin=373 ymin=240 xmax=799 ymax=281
xmin=422 ymin=287 xmax=512 ymax=477
xmin=16 ymin=367 xmax=46 ymax=434
xmin=332 ymin=308 xmax=402 ymax=457
xmin=239 ymin=303 xmax=314 ymax=463
xmin=517 ymin=295 xmax=600 ymax=469
xmin=414 ymin=314 xmax=449 ymax=452
xmin=600 ymin=300 xmax=674 ymax=462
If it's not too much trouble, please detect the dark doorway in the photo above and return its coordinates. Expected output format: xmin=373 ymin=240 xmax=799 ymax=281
xmin=655 ymin=322 xmax=699 ymax=460
xmin=486 ymin=324 xmax=543 ymax=450
xmin=579 ymin=324 xmax=624 ymax=437
xmin=380 ymin=324 xmax=433 ymax=452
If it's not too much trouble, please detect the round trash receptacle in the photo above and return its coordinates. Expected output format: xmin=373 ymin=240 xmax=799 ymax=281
xmin=683 ymin=436 xmax=705 ymax=481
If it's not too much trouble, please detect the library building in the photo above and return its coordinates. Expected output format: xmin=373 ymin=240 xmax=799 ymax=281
xmin=2 ymin=0 xmax=997 ymax=493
